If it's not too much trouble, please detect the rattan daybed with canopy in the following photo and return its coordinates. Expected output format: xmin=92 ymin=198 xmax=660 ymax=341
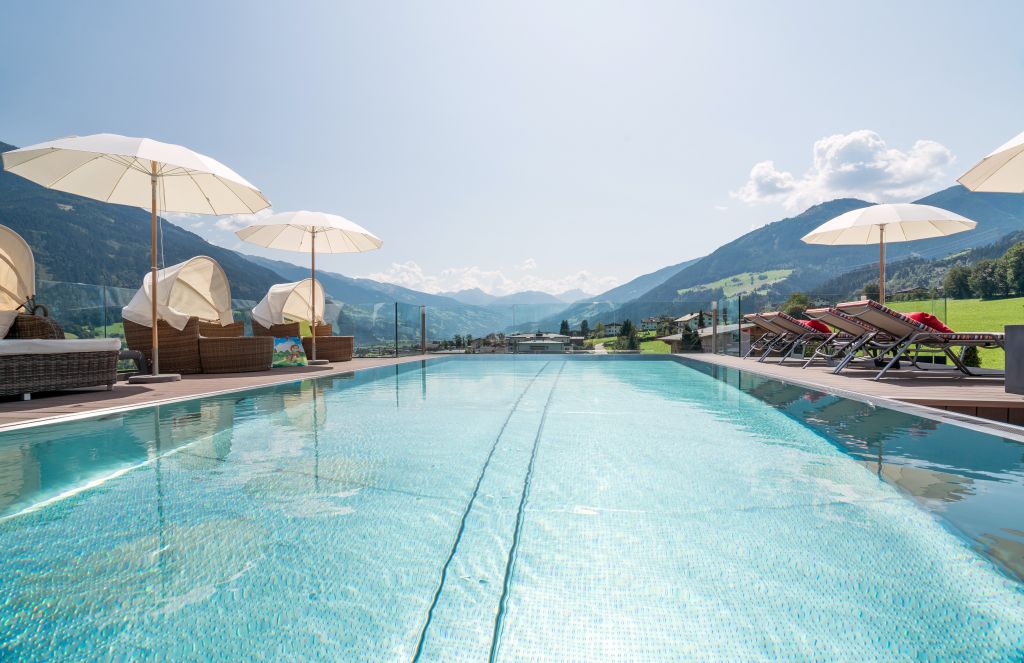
xmin=122 ymin=256 xmax=272 ymax=374
xmin=0 ymin=224 xmax=120 ymax=399
xmin=250 ymin=278 xmax=353 ymax=362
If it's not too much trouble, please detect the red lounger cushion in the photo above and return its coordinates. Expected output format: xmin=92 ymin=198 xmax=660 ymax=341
xmin=905 ymin=312 xmax=954 ymax=334
xmin=798 ymin=319 xmax=831 ymax=334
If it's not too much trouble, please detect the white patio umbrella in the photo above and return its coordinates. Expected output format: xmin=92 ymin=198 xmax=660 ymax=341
xmin=801 ymin=203 xmax=976 ymax=304
xmin=2 ymin=133 xmax=270 ymax=381
xmin=958 ymin=129 xmax=1024 ymax=192
xmin=235 ymin=211 xmax=382 ymax=363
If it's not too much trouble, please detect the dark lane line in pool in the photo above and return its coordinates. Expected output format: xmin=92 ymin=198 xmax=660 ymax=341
xmin=488 ymin=360 xmax=566 ymax=663
xmin=411 ymin=361 xmax=553 ymax=662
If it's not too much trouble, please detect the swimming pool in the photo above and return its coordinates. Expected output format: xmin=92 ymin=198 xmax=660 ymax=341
xmin=1 ymin=356 xmax=1022 ymax=660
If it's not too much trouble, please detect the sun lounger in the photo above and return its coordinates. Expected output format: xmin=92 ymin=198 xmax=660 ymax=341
xmin=802 ymin=307 xmax=890 ymax=369
xmin=758 ymin=311 xmax=833 ymax=363
xmin=0 ymin=314 xmax=119 ymax=399
xmin=834 ymin=299 xmax=1004 ymax=379
xmin=742 ymin=313 xmax=800 ymax=359
xmin=741 ymin=314 xmax=782 ymax=358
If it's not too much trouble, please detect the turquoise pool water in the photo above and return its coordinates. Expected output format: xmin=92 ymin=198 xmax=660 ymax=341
xmin=1 ymin=356 xmax=1023 ymax=660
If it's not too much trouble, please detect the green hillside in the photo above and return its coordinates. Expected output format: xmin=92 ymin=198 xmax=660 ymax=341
xmin=640 ymin=186 xmax=1024 ymax=304
xmin=678 ymin=269 xmax=792 ymax=297
xmin=812 ymin=230 xmax=1024 ymax=300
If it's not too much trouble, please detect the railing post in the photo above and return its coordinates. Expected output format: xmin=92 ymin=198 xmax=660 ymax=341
xmin=711 ymin=300 xmax=719 ymax=354
xmin=394 ymin=302 xmax=399 ymax=358
xmin=420 ymin=305 xmax=426 ymax=355
xmin=736 ymin=295 xmax=742 ymax=356
xmin=102 ymin=284 xmax=108 ymax=339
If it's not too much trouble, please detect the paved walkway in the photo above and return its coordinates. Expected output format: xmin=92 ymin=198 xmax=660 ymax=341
xmin=0 ymin=354 xmax=436 ymax=431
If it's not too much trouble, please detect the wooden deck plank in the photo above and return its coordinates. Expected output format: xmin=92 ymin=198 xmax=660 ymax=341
xmin=681 ymin=353 xmax=1024 ymax=413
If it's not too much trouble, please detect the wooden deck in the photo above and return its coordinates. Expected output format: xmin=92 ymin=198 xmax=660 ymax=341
xmin=0 ymin=354 xmax=436 ymax=431
xmin=683 ymin=353 xmax=1024 ymax=425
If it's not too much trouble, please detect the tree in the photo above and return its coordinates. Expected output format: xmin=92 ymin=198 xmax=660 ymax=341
xmin=962 ymin=346 xmax=981 ymax=368
xmin=781 ymin=292 xmax=810 ymax=317
xmin=559 ymin=319 xmax=570 ymax=336
xmin=453 ymin=334 xmax=464 ymax=348
xmin=580 ymin=319 xmax=590 ymax=338
xmin=942 ymin=265 xmax=972 ymax=299
xmin=679 ymin=327 xmax=702 ymax=352
xmin=621 ymin=319 xmax=635 ymax=337
xmin=625 ymin=325 xmax=640 ymax=350
xmin=1003 ymin=242 xmax=1024 ymax=295
xmin=595 ymin=322 xmax=605 ymax=337
xmin=863 ymin=281 xmax=880 ymax=302
xmin=969 ymin=259 xmax=1001 ymax=298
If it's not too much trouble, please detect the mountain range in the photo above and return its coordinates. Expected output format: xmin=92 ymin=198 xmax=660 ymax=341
xmin=5 ymin=136 xmax=1024 ymax=340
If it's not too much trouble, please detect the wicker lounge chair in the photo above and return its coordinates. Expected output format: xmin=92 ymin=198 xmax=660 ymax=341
xmin=834 ymin=299 xmax=1004 ymax=379
xmin=1 ymin=314 xmax=120 ymax=399
xmin=124 ymin=317 xmax=273 ymax=374
xmin=251 ymin=320 xmax=354 ymax=362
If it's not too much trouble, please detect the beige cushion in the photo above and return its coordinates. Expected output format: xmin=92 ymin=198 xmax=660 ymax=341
xmin=0 ymin=338 xmax=121 ymax=355
xmin=0 ymin=310 xmax=16 ymax=339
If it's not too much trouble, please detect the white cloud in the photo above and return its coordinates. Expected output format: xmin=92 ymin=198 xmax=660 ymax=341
xmin=713 ymin=205 xmax=729 ymax=212
xmin=517 ymin=257 xmax=538 ymax=271
xmin=732 ymin=130 xmax=955 ymax=211
xmin=164 ymin=209 xmax=271 ymax=233
xmin=364 ymin=261 xmax=619 ymax=297
xmin=214 ymin=209 xmax=272 ymax=232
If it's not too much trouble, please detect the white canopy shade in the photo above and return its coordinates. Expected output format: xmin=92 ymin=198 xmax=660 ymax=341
xmin=1 ymin=134 xmax=270 ymax=215
xmin=958 ymin=130 xmax=1024 ymax=193
xmin=801 ymin=203 xmax=977 ymax=245
xmin=235 ymin=211 xmax=383 ymax=252
xmin=0 ymin=224 xmax=34 ymax=311
xmin=252 ymin=279 xmax=326 ymax=328
xmin=122 ymin=256 xmax=233 ymax=330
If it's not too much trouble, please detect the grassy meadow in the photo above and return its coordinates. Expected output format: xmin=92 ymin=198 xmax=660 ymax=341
xmin=886 ymin=297 xmax=1023 ymax=369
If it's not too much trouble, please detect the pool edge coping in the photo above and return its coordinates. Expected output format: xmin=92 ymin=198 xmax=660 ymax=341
xmin=673 ymin=354 xmax=1024 ymax=444
xmin=0 ymin=354 xmax=444 ymax=434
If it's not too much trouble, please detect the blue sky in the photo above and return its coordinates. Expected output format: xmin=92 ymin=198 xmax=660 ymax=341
xmin=2 ymin=1 xmax=1023 ymax=295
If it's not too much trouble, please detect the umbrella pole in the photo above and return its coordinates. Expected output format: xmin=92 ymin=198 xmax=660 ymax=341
xmin=307 ymin=229 xmax=328 ymax=365
xmin=879 ymin=225 xmax=886 ymax=305
xmin=150 ymin=161 xmax=160 ymax=374
xmin=128 ymin=162 xmax=180 ymax=383
xmin=311 ymin=230 xmax=317 ymax=360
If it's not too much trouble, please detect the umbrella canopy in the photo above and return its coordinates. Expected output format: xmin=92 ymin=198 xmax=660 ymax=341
xmin=235 ymin=211 xmax=382 ymax=253
xmin=252 ymin=278 xmax=326 ymax=328
xmin=122 ymin=256 xmax=233 ymax=331
xmin=235 ymin=211 xmax=381 ymax=361
xmin=958 ymin=130 xmax=1024 ymax=193
xmin=1 ymin=134 xmax=269 ymax=214
xmin=802 ymin=203 xmax=976 ymax=304
xmin=0 ymin=224 xmax=34 ymax=311
xmin=2 ymin=134 xmax=269 ymax=379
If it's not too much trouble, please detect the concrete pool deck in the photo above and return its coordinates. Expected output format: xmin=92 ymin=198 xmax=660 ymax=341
xmin=0 ymin=354 xmax=439 ymax=431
